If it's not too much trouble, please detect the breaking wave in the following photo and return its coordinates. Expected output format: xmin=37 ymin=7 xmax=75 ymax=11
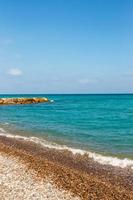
xmin=0 ymin=127 xmax=133 ymax=169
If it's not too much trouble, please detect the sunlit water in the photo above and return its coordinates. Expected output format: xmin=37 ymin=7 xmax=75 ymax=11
xmin=0 ymin=94 xmax=133 ymax=168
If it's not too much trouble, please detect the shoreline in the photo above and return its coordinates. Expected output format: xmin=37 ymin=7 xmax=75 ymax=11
xmin=0 ymin=135 xmax=133 ymax=199
xmin=1 ymin=127 xmax=133 ymax=169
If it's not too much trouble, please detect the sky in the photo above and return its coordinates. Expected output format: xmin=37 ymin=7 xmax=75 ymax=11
xmin=0 ymin=0 xmax=132 ymax=94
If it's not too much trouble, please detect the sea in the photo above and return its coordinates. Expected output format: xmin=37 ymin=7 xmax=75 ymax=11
xmin=0 ymin=94 xmax=133 ymax=169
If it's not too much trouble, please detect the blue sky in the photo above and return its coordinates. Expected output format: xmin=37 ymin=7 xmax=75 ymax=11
xmin=0 ymin=0 xmax=132 ymax=93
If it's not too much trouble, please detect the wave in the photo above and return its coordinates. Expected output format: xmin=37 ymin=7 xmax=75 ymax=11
xmin=0 ymin=127 xmax=133 ymax=170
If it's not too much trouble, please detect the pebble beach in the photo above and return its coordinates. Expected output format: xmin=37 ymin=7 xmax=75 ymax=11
xmin=0 ymin=153 xmax=79 ymax=200
xmin=0 ymin=135 xmax=133 ymax=200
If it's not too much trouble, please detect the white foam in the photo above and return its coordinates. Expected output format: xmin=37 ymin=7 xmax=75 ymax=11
xmin=0 ymin=127 xmax=133 ymax=169
xmin=0 ymin=128 xmax=6 ymax=133
xmin=4 ymin=122 xmax=9 ymax=125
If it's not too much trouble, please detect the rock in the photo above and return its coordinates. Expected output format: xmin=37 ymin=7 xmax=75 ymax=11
xmin=0 ymin=97 xmax=50 ymax=105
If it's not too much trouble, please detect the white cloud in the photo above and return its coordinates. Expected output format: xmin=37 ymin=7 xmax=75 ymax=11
xmin=7 ymin=68 xmax=23 ymax=76
xmin=15 ymin=54 xmax=22 ymax=59
xmin=123 ymin=72 xmax=133 ymax=77
xmin=78 ymin=78 xmax=99 ymax=85
xmin=3 ymin=39 xmax=13 ymax=45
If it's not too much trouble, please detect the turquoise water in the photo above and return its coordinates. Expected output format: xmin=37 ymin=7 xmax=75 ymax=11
xmin=0 ymin=94 xmax=133 ymax=160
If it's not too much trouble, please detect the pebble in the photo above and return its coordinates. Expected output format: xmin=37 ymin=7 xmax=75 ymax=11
xmin=0 ymin=153 xmax=80 ymax=200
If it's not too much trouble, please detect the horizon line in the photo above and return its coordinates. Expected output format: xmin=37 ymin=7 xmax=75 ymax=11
xmin=0 ymin=93 xmax=133 ymax=95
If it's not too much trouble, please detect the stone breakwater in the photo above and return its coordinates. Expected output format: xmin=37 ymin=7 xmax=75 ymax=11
xmin=0 ymin=97 xmax=50 ymax=105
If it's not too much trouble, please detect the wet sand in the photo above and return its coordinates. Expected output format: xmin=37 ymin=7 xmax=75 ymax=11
xmin=0 ymin=135 xmax=133 ymax=200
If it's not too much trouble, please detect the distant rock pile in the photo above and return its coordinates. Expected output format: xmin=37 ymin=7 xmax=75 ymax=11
xmin=0 ymin=97 xmax=50 ymax=105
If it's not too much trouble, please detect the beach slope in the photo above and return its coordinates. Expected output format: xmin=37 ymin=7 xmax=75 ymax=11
xmin=0 ymin=135 xmax=133 ymax=200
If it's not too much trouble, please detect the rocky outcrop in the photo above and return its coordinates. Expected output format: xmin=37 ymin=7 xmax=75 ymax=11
xmin=0 ymin=97 xmax=50 ymax=105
